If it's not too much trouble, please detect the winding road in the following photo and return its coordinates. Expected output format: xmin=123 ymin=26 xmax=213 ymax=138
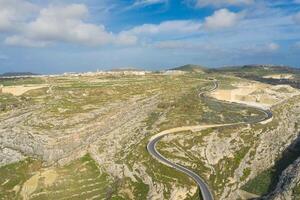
xmin=147 ymin=80 xmax=273 ymax=200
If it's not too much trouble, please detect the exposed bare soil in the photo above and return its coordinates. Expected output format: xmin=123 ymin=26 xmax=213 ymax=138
xmin=209 ymin=81 xmax=299 ymax=108
xmin=1 ymin=84 xmax=48 ymax=96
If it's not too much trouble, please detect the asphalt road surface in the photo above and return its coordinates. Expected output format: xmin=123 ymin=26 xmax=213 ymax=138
xmin=147 ymin=80 xmax=273 ymax=200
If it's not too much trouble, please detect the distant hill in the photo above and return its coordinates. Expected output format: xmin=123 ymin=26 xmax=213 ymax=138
xmin=213 ymin=65 xmax=300 ymax=73
xmin=242 ymin=65 xmax=300 ymax=73
xmin=170 ymin=64 xmax=207 ymax=73
xmin=0 ymin=72 xmax=38 ymax=77
xmin=211 ymin=64 xmax=300 ymax=89
xmin=211 ymin=64 xmax=300 ymax=74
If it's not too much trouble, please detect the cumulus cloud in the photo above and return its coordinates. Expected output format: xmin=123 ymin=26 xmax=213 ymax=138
xmin=0 ymin=0 xmax=295 ymax=57
xmin=190 ymin=0 xmax=253 ymax=7
xmin=115 ymin=32 xmax=138 ymax=45
xmin=0 ymin=0 xmax=38 ymax=32
xmin=4 ymin=4 xmax=137 ymax=47
xmin=5 ymin=35 xmax=51 ymax=47
xmin=153 ymin=40 xmax=218 ymax=51
xmin=293 ymin=12 xmax=300 ymax=24
xmin=203 ymin=9 xmax=242 ymax=30
xmin=124 ymin=20 xmax=202 ymax=35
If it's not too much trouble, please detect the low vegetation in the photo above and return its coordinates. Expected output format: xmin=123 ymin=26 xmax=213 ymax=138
xmin=0 ymin=154 xmax=111 ymax=200
xmin=0 ymin=77 xmax=45 ymax=86
xmin=1 ymin=67 xmax=300 ymax=200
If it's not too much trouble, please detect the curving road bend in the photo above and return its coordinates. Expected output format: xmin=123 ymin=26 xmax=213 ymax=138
xmin=147 ymin=80 xmax=273 ymax=200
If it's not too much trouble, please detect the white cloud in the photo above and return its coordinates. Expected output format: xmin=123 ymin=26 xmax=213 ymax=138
xmin=293 ymin=12 xmax=300 ymax=24
xmin=125 ymin=20 xmax=202 ymax=35
xmin=118 ymin=20 xmax=202 ymax=45
xmin=203 ymin=9 xmax=242 ymax=30
xmin=5 ymin=35 xmax=51 ymax=47
xmin=4 ymin=4 xmax=137 ymax=47
xmin=131 ymin=0 xmax=168 ymax=7
xmin=115 ymin=32 xmax=138 ymax=45
xmin=192 ymin=0 xmax=253 ymax=7
xmin=153 ymin=40 xmax=218 ymax=51
xmin=0 ymin=0 xmax=38 ymax=32
xmin=22 ymin=4 xmax=112 ymax=45
xmin=0 ymin=0 xmax=297 ymax=58
xmin=154 ymin=40 xmax=199 ymax=49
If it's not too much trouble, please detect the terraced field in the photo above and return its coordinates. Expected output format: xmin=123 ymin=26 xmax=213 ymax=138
xmin=1 ymin=66 xmax=300 ymax=200
xmin=0 ymin=155 xmax=111 ymax=200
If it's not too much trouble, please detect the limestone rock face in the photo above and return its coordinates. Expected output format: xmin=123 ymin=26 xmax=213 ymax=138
xmin=0 ymin=95 xmax=159 ymax=166
xmin=152 ymin=95 xmax=300 ymax=200
xmin=169 ymin=95 xmax=300 ymax=199
xmin=224 ymin=96 xmax=300 ymax=200
xmin=263 ymin=157 xmax=300 ymax=200
xmin=0 ymin=147 xmax=25 ymax=167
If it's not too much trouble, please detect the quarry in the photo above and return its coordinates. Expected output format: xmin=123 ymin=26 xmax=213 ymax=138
xmin=0 ymin=66 xmax=300 ymax=200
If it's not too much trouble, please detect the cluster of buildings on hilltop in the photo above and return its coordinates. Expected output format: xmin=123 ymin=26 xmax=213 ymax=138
xmin=162 ymin=70 xmax=186 ymax=75
xmin=63 ymin=70 xmax=150 ymax=77
xmin=0 ymin=69 xmax=188 ymax=80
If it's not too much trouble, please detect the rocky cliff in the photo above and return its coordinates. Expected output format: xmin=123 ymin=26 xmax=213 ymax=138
xmin=263 ymin=157 xmax=300 ymax=200
xmin=0 ymin=95 xmax=159 ymax=166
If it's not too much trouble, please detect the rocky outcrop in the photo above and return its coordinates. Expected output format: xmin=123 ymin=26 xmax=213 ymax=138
xmin=0 ymin=108 xmax=50 ymax=164
xmin=0 ymin=95 xmax=159 ymax=166
xmin=87 ymin=95 xmax=164 ymax=199
xmin=168 ymin=95 xmax=300 ymax=199
xmin=224 ymin=95 xmax=300 ymax=199
xmin=0 ymin=146 xmax=25 ymax=167
xmin=263 ymin=157 xmax=300 ymax=200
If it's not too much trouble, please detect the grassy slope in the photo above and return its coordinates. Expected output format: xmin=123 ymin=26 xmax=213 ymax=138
xmin=1 ymin=72 xmax=294 ymax=199
xmin=0 ymin=154 xmax=111 ymax=200
xmin=112 ymin=75 xmax=267 ymax=199
xmin=0 ymin=77 xmax=45 ymax=86
xmin=146 ymin=74 xmax=274 ymax=198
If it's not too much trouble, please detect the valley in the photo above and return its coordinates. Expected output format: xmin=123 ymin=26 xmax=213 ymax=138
xmin=1 ymin=65 xmax=300 ymax=200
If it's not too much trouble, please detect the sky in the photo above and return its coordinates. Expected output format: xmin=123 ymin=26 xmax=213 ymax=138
xmin=0 ymin=0 xmax=300 ymax=73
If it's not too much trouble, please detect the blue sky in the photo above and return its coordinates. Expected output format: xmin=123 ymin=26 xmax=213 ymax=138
xmin=0 ymin=0 xmax=300 ymax=73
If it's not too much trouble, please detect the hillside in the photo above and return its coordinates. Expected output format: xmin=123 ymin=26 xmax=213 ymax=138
xmin=170 ymin=64 xmax=208 ymax=73
xmin=0 ymin=72 xmax=38 ymax=77
xmin=211 ymin=65 xmax=300 ymax=89
xmin=0 ymin=68 xmax=300 ymax=200
xmin=212 ymin=65 xmax=300 ymax=74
